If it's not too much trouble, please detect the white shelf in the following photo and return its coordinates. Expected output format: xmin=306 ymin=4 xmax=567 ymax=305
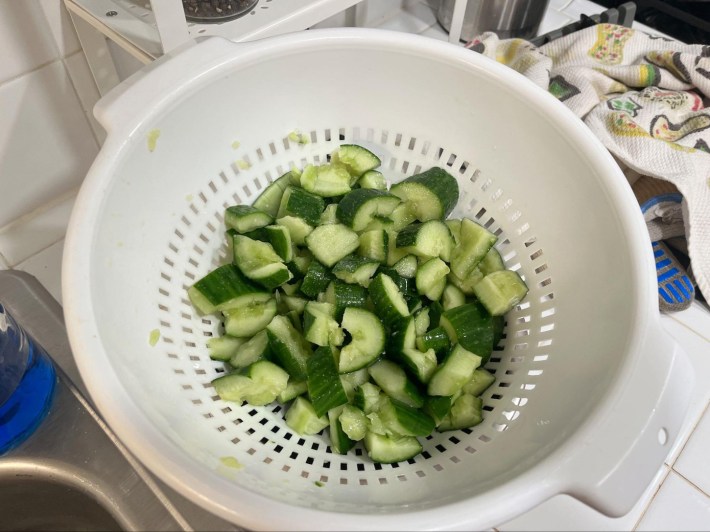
xmin=65 ymin=0 xmax=365 ymax=62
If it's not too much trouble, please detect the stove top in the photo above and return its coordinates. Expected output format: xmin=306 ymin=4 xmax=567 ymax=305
xmin=596 ymin=0 xmax=710 ymax=44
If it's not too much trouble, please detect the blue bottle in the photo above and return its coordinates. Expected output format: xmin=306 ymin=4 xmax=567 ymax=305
xmin=0 ymin=303 xmax=56 ymax=454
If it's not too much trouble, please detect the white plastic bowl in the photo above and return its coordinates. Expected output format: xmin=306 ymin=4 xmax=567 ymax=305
xmin=63 ymin=29 xmax=693 ymax=530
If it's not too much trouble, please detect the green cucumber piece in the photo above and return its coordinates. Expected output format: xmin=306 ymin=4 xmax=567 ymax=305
xmin=364 ymin=432 xmax=422 ymax=464
xmin=266 ymin=315 xmax=312 ymax=380
xmin=323 ymin=280 xmax=368 ymax=321
xmin=229 ymin=330 xmax=271 ymax=368
xmin=423 ymin=395 xmax=453 ymax=427
xmin=276 ymin=215 xmax=314 ymax=246
xmin=358 ymin=229 xmax=389 ymax=263
xmin=290 ymin=248 xmax=313 ymax=276
xmin=353 ymin=382 xmax=384 ymax=414
xmin=243 ymin=360 xmax=290 ymax=405
xmin=339 ymin=404 xmax=368 ymax=441
xmin=252 ymin=171 xmax=297 ymax=217
xmin=332 ymin=255 xmax=380 ymax=287
xmin=396 ymin=220 xmax=454 ymax=262
xmin=413 ymin=307 xmax=430 ymax=336
xmin=441 ymin=283 xmax=466 ymax=310
xmin=338 ymin=307 xmax=385 ymax=373
xmin=300 ymin=260 xmax=333 ymax=298
xmin=307 ymin=346 xmax=348 ymax=417
xmin=265 ymin=225 xmax=293 ymax=262
xmin=328 ymin=406 xmax=356 ymax=454
xmin=440 ymin=302 xmax=494 ymax=361
xmin=416 ymin=326 xmax=451 ymax=361
xmin=305 ymin=223 xmax=360 ymax=267
xmin=211 ymin=371 xmax=253 ymax=404
xmin=386 ymin=316 xmax=416 ymax=356
xmin=446 ymin=219 xmax=461 ymax=245
xmin=473 ymin=270 xmax=529 ymax=316
xmin=224 ymin=205 xmax=273 ymax=233
xmin=448 ymin=268 xmax=485 ymax=296
xmin=280 ymin=294 xmax=307 ymax=314
xmin=390 ymin=167 xmax=459 ymax=221
xmin=478 ymin=247 xmax=506 ymax=275
xmin=386 ymin=230 xmax=409 ymax=266
xmin=440 ymin=301 xmax=493 ymax=363
xmin=368 ymin=359 xmax=424 ymax=408
xmin=331 ymin=144 xmax=381 ymax=182
xmin=223 ymin=298 xmax=278 ymax=338
xmin=232 ymin=235 xmax=291 ymax=290
xmin=362 ymin=215 xmax=395 ymax=233
xmin=450 ymin=218 xmax=497 ymax=279
xmin=368 ymin=273 xmax=410 ymax=326
xmin=239 ymin=227 xmax=269 ymax=243
xmin=358 ymin=170 xmax=387 ymax=190
xmin=187 ymin=264 xmax=269 ymax=315
xmin=319 ymin=203 xmax=339 ymax=225
xmin=285 ymin=397 xmax=329 ymax=435
xmin=437 ymin=394 xmax=483 ymax=432
xmin=336 ymin=189 xmax=401 ymax=232
xmin=339 ymin=367 xmax=370 ymax=400
xmin=378 ymin=397 xmax=435 ymax=437
xmin=302 ymin=301 xmax=343 ymax=347
xmin=277 ymin=186 xmax=326 ymax=226
xmin=212 ymin=360 xmax=288 ymax=406
xmin=427 ymin=344 xmax=482 ymax=397
xmin=207 ymin=335 xmax=246 ymax=361
xmin=278 ymin=379 xmax=308 ymax=403
xmin=300 ymin=163 xmax=352 ymax=197
xmin=415 ymin=258 xmax=449 ymax=301
xmin=463 ymin=368 xmax=497 ymax=396
xmin=389 ymin=203 xmax=417 ymax=231
xmin=393 ymin=255 xmax=418 ymax=279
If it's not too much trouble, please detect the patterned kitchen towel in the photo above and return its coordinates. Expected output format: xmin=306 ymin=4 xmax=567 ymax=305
xmin=467 ymin=24 xmax=710 ymax=307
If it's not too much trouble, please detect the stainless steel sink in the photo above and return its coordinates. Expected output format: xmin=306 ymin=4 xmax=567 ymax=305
xmin=0 ymin=271 xmax=240 ymax=532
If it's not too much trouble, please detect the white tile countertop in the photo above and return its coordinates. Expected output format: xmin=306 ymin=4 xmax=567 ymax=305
xmin=1 ymin=0 xmax=709 ymax=530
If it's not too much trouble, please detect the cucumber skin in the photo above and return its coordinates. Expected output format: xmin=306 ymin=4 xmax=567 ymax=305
xmin=266 ymin=316 xmax=312 ymax=381
xmin=279 ymin=186 xmax=326 ymax=226
xmin=300 ymin=260 xmax=333 ymax=298
xmin=368 ymin=273 xmax=410 ymax=326
xmin=390 ymin=167 xmax=459 ymax=220
xmin=379 ymin=398 xmax=436 ymax=437
xmin=307 ymin=346 xmax=349 ymax=417
xmin=188 ymin=264 xmax=265 ymax=314
xmin=441 ymin=302 xmax=495 ymax=362
xmin=336 ymin=189 xmax=400 ymax=230
xmin=364 ymin=432 xmax=422 ymax=464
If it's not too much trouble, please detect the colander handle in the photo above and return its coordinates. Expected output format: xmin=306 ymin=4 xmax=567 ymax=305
xmin=557 ymin=322 xmax=693 ymax=516
xmin=93 ymin=37 xmax=243 ymax=136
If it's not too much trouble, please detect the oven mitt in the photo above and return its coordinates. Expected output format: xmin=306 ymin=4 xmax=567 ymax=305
xmin=466 ymin=24 xmax=710 ymax=307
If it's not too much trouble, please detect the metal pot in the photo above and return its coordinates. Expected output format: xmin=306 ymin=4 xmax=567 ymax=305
xmin=437 ymin=0 xmax=550 ymax=41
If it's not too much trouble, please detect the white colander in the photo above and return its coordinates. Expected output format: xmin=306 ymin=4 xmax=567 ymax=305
xmin=63 ymin=29 xmax=694 ymax=531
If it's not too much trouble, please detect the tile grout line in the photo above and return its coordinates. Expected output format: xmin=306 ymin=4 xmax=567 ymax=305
xmin=60 ymin=52 xmax=102 ymax=149
xmin=667 ymin=398 xmax=710 ymax=467
xmin=632 ymin=464 xmax=672 ymax=531
xmin=0 ymin=57 xmax=64 ymax=89
xmin=672 ymin=469 xmax=710 ymax=500
xmin=0 ymin=187 xmax=80 ymax=238
xmin=668 ymin=311 xmax=710 ymax=343
xmin=12 ymin=236 xmax=66 ymax=271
